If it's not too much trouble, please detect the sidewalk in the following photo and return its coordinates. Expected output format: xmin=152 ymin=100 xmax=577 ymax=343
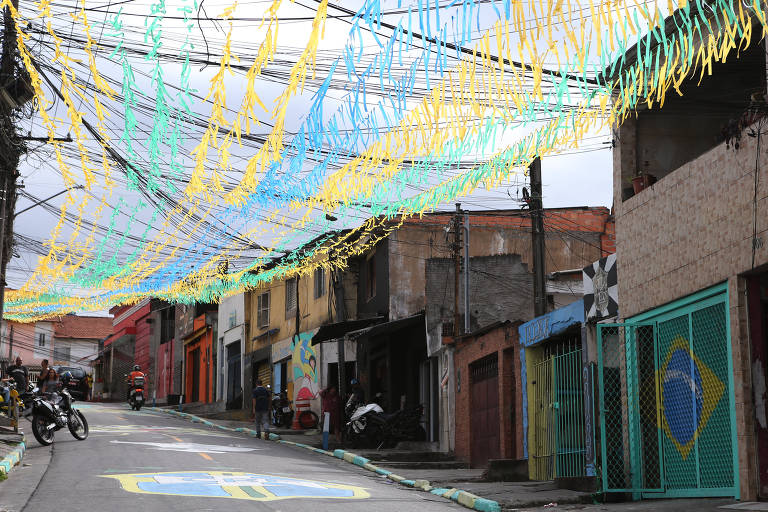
xmin=156 ymin=409 xmax=746 ymax=512
xmin=0 ymin=424 xmax=26 ymax=480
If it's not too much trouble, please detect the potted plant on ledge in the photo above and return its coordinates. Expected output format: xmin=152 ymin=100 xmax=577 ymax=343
xmin=631 ymin=162 xmax=657 ymax=194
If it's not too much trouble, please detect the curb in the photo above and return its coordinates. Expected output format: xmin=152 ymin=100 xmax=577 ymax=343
xmin=0 ymin=437 xmax=26 ymax=478
xmin=151 ymin=407 xmax=501 ymax=512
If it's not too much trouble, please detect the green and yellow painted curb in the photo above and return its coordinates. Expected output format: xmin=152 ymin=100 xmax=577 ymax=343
xmin=0 ymin=436 xmax=26 ymax=478
xmin=151 ymin=407 xmax=500 ymax=512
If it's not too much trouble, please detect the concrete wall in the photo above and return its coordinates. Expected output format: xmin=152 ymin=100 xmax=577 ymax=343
xmin=217 ymin=293 xmax=247 ymax=405
xmin=357 ymin=240 xmax=389 ymax=319
xmin=33 ymin=322 xmax=54 ymax=362
xmin=426 ymin=254 xmax=533 ymax=337
xmin=387 ymin=210 xmax=613 ymax=323
xmin=1 ymin=321 xmax=39 ymax=366
xmin=247 ymin=270 xmax=334 ymax=352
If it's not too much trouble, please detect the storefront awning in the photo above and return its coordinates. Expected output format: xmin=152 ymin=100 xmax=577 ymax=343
xmin=518 ymin=299 xmax=584 ymax=348
xmin=347 ymin=313 xmax=425 ymax=341
xmin=311 ymin=317 xmax=385 ymax=345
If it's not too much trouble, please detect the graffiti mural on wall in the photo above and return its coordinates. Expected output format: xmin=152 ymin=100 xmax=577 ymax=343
xmin=292 ymin=331 xmax=319 ymax=403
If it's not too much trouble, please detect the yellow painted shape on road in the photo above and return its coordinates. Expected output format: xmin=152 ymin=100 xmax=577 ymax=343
xmin=198 ymin=452 xmax=213 ymax=460
xmin=101 ymin=471 xmax=370 ymax=502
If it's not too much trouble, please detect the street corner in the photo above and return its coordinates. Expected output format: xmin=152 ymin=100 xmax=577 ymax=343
xmin=0 ymin=437 xmax=26 ymax=478
xmin=100 ymin=470 xmax=371 ymax=502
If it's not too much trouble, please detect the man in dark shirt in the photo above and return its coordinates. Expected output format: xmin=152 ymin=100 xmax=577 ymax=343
xmin=251 ymin=379 xmax=271 ymax=438
xmin=1 ymin=357 xmax=28 ymax=408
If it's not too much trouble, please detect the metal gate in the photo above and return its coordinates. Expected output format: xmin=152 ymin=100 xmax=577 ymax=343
xmin=597 ymin=290 xmax=738 ymax=497
xmin=529 ymin=344 xmax=586 ymax=480
xmin=470 ymin=354 xmax=500 ymax=468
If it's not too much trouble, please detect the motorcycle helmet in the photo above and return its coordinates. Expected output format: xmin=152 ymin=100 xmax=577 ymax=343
xmin=350 ymin=378 xmax=359 ymax=386
xmin=60 ymin=371 xmax=73 ymax=385
xmin=133 ymin=365 xmax=141 ymax=371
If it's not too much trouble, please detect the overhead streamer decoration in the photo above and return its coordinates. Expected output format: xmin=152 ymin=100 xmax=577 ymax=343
xmin=4 ymin=0 xmax=768 ymax=320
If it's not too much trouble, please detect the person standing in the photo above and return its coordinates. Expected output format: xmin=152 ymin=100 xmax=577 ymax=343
xmin=320 ymin=385 xmax=341 ymax=442
xmin=37 ymin=359 xmax=58 ymax=394
xmin=251 ymin=379 xmax=271 ymax=438
xmin=85 ymin=373 xmax=93 ymax=401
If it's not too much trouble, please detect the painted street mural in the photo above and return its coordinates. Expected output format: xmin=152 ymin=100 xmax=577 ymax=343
xmin=103 ymin=471 xmax=370 ymax=502
xmin=292 ymin=331 xmax=319 ymax=404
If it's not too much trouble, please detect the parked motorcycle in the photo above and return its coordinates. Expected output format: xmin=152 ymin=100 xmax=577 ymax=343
xmin=271 ymin=391 xmax=293 ymax=428
xmin=0 ymin=382 xmax=34 ymax=421
xmin=127 ymin=375 xmax=145 ymax=411
xmin=30 ymin=379 xmax=89 ymax=446
xmin=345 ymin=403 xmax=426 ymax=449
xmin=345 ymin=402 xmax=384 ymax=447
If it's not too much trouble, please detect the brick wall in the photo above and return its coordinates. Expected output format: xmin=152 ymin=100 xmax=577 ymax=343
xmin=614 ymin=117 xmax=768 ymax=500
xmin=453 ymin=323 xmax=523 ymax=465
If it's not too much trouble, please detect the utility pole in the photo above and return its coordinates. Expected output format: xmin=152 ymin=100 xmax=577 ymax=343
xmin=0 ymin=0 xmax=25 ymax=322
xmin=529 ymin=158 xmax=547 ymax=317
xmin=6 ymin=321 xmax=12 ymax=359
xmin=453 ymin=203 xmax=462 ymax=339
xmin=463 ymin=211 xmax=470 ymax=334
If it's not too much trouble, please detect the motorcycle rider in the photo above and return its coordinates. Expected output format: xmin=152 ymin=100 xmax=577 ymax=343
xmin=126 ymin=365 xmax=145 ymax=402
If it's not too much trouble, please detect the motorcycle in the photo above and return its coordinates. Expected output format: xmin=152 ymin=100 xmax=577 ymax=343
xmin=271 ymin=391 xmax=293 ymax=428
xmin=127 ymin=375 xmax=145 ymax=411
xmin=0 ymin=382 xmax=34 ymax=423
xmin=30 ymin=386 xmax=89 ymax=446
xmin=345 ymin=403 xmax=426 ymax=449
xmin=344 ymin=402 xmax=385 ymax=448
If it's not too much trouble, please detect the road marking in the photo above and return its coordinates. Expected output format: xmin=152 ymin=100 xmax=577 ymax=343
xmin=102 ymin=471 xmax=370 ymax=501
xmin=109 ymin=440 xmax=260 ymax=453
xmin=172 ymin=436 xmax=183 ymax=443
xmin=198 ymin=453 xmax=213 ymax=461
xmin=89 ymin=425 xmax=231 ymax=438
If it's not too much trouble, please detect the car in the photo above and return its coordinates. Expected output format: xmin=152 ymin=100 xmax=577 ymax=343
xmin=52 ymin=366 xmax=89 ymax=400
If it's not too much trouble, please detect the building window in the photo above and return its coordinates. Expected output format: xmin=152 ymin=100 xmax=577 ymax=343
xmin=314 ymin=268 xmax=326 ymax=299
xmin=257 ymin=292 xmax=270 ymax=329
xmin=38 ymin=333 xmax=46 ymax=347
xmin=229 ymin=310 xmax=237 ymax=329
xmin=54 ymin=345 xmax=71 ymax=364
xmin=366 ymin=256 xmax=376 ymax=300
xmin=285 ymin=278 xmax=297 ymax=317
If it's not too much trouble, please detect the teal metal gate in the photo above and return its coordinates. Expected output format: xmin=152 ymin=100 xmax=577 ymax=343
xmin=597 ymin=286 xmax=739 ymax=498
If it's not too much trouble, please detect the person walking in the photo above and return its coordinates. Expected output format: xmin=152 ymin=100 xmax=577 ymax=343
xmin=251 ymin=379 xmax=271 ymax=439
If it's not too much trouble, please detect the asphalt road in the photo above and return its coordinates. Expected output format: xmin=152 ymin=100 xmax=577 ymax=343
xmin=0 ymin=402 xmax=460 ymax=512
